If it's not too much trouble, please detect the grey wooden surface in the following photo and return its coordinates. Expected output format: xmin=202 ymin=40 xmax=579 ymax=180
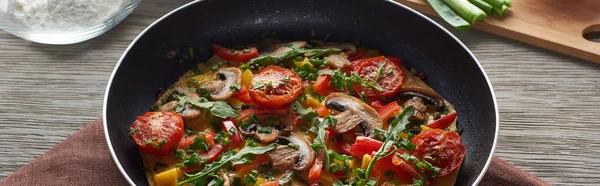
xmin=1 ymin=0 xmax=599 ymax=185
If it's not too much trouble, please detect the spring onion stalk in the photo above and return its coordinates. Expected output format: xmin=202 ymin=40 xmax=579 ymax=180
xmin=442 ymin=0 xmax=487 ymax=24
xmin=504 ymin=0 xmax=512 ymax=7
xmin=426 ymin=0 xmax=470 ymax=30
xmin=492 ymin=5 xmax=509 ymax=16
xmin=481 ymin=0 xmax=507 ymax=9
xmin=468 ymin=0 xmax=493 ymax=14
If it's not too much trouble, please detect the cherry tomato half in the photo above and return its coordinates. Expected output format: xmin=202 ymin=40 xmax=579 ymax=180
xmin=212 ymin=44 xmax=259 ymax=63
xmin=353 ymin=56 xmax=404 ymax=97
xmin=249 ymin=65 xmax=302 ymax=108
xmin=129 ymin=112 xmax=184 ymax=154
xmin=411 ymin=129 xmax=466 ymax=177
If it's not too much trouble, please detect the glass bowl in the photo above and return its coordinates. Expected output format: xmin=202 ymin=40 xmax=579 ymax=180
xmin=0 ymin=0 xmax=141 ymax=45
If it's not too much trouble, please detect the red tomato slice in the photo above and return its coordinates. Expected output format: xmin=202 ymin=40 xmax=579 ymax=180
xmin=212 ymin=44 xmax=259 ymax=63
xmin=221 ymin=120 xmax=245 ymax=148
xmin=352 ymin=56 xmax=404 ymax=97
xmin=308 ymin=150 xmax=325 ymax=181
xmin=129 ymin=112 xmax=184 ymax=154
xmin=427 ymin=112 xmax=458 ymax=129
xmin=376 ymin=101 xmax=401 ymax=124
xmin=411 ymin=129 xmax=466 ymax=177
xmin=177 ymin=131 xmax=215 ymax=149
xmin=249 ymin=66 xmax=302 ymax=108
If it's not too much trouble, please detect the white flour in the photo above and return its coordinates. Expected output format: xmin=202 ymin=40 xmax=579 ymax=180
xmin=10 ymin=0 xmax=125 ymax=31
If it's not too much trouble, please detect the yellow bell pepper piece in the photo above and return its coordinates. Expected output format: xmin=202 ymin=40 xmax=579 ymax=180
xmin=300 ymin=94 xmax=324 ymax=109
xmin=399 ymin=132 xmax=409 ymax=140
xmin=241 ymin=69 xmax=254 ymax=88
xmin=420 ymin=125 xmax=431 ymax=133
xmin=294 ymin=57 xmax=313 ymax=68
xmin=361 ymin=154 xmax=372 ymax=169
xmin=154 ymin=168 xmax=178 ymax=186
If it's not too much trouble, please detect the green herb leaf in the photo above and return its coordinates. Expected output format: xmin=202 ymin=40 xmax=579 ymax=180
xmin=128 ymin=127 xmax=139 ymax=136
xmin=210 ymin=101 xmax=240 ymax=119
xmin=178 ymin=143 xmax=278 ymax=185
xmin=243 ymin=170 xmax=259 ymax=185
xmin=153 ymin=139 xmax=167 ymax=149
xmin=190 ymin=136 xmax=210 ymax=152
xmin=144 ymin=137 xmax=157 ymax=145
xmin=277 ymin=171 xmax=293 ymax=186
xmin=364 ymin=106 xmax=415 ymax=179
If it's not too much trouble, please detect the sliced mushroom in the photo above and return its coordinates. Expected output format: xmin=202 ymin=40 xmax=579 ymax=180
xmin=403 ymin=97 xmax=428 ymax=121
xmin=259 ymin=39 xmax=308 ymax=56
xmin=324 ymin=53 xmax=351 ymax=68
xmin=255 ymin=127 xmax=279 ymax=143
xmin=155 ymin=86 xmax=202 ymax=120
xmin=199 ymin=67 xmax=241 ymax=100
xmin=396 ymin=89 xmax=444 ymax=108
xmin=398 ymin=67 xmax=444 ymax=108
xmin=268 ymin=134 xmax=315 ymax=172
xmin=238 ymin=115 xmax=294 ymax=143
xmin=324 ymin=93 xmax=383 ymax=137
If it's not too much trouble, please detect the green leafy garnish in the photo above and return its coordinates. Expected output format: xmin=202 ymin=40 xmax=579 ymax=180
xmin=153 ymin=139 xmax=167 ymax=149
xmin=187 ymin=98 xmax=240 ymax=119
xmin=247 ymin=48 xmax=341 ymax=68
xmin=243 ymin=170 xmax=259 ymax=185
xmin=293 ymin=101 xmax=333 ymax=172
xmin=144 ymin=137 xmax=157 ymax=145
xmin=318 ymin=69 xmax=383 ymax=92
xmin=190 ymin=136 xmax=210 ymax=152
xmin=177 ymin=143 xmax=277 ymax=185
xmin=364 ymin=106 xmax=415 ymax=179
xmin=288 ymin=143 xmax=299 ymax=150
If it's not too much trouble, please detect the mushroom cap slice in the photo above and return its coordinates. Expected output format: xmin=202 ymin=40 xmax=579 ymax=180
xmin=324 ymin=53 xmax=351 ymax=68
xmin=325 ymin=93 xmax=383 ymax=137
xmin=268 ymin=133 xmax=316 ymax=172
xmin=398 ymin=67 xmax=444 ymax=108
xmin=155 ymin=86 xmax=202 ymax=120
xmin=200 ymin=67 xmax=242 ymax=101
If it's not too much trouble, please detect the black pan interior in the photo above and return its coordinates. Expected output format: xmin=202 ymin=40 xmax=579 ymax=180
xmin=104 ymin=0 xmax=497 ymax=185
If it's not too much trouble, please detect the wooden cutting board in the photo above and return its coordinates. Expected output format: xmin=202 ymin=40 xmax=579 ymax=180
xmin=395 ymin=0 xmax=600 ymax=64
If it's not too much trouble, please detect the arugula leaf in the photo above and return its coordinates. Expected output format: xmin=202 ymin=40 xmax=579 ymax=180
xmin=247 ymin=48 xmax=341 ymax=68
xmin=364 ymin=106 xmax=415 ymax=179
xmin=178 ymin=143 xmax=278 ymax=185
xmin=318 ymin=69 xmax=383 ymax=92
xmin=293 ymin=101 xmax=333 ymax=172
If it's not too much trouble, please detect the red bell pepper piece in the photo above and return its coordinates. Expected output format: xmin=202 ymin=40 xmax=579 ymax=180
xmin=427 ymin=112 xmax=458 ymax=129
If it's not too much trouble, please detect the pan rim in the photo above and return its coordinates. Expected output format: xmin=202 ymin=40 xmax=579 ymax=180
xmin=102 ymin=0 xmax=499 ymax=185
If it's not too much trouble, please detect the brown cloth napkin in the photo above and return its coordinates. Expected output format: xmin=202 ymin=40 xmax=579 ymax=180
xmin=0 ymin=118 xmax=550 ymax=186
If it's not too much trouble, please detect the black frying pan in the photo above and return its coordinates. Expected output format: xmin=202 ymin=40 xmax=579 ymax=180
xmin=103 ymin=0 xmax=498 ymax=185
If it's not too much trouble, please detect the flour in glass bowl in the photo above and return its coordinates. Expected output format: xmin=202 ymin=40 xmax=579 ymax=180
xmin=10 ymin=0 xmax=125 ymax=31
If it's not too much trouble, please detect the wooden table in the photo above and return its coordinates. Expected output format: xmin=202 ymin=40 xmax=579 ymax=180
xmin=1 ymin=0 xmax=599 ymax=185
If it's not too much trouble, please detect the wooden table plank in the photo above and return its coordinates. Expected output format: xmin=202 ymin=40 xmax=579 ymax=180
xmin=1 ymin=0 xmax=599 ymax=185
